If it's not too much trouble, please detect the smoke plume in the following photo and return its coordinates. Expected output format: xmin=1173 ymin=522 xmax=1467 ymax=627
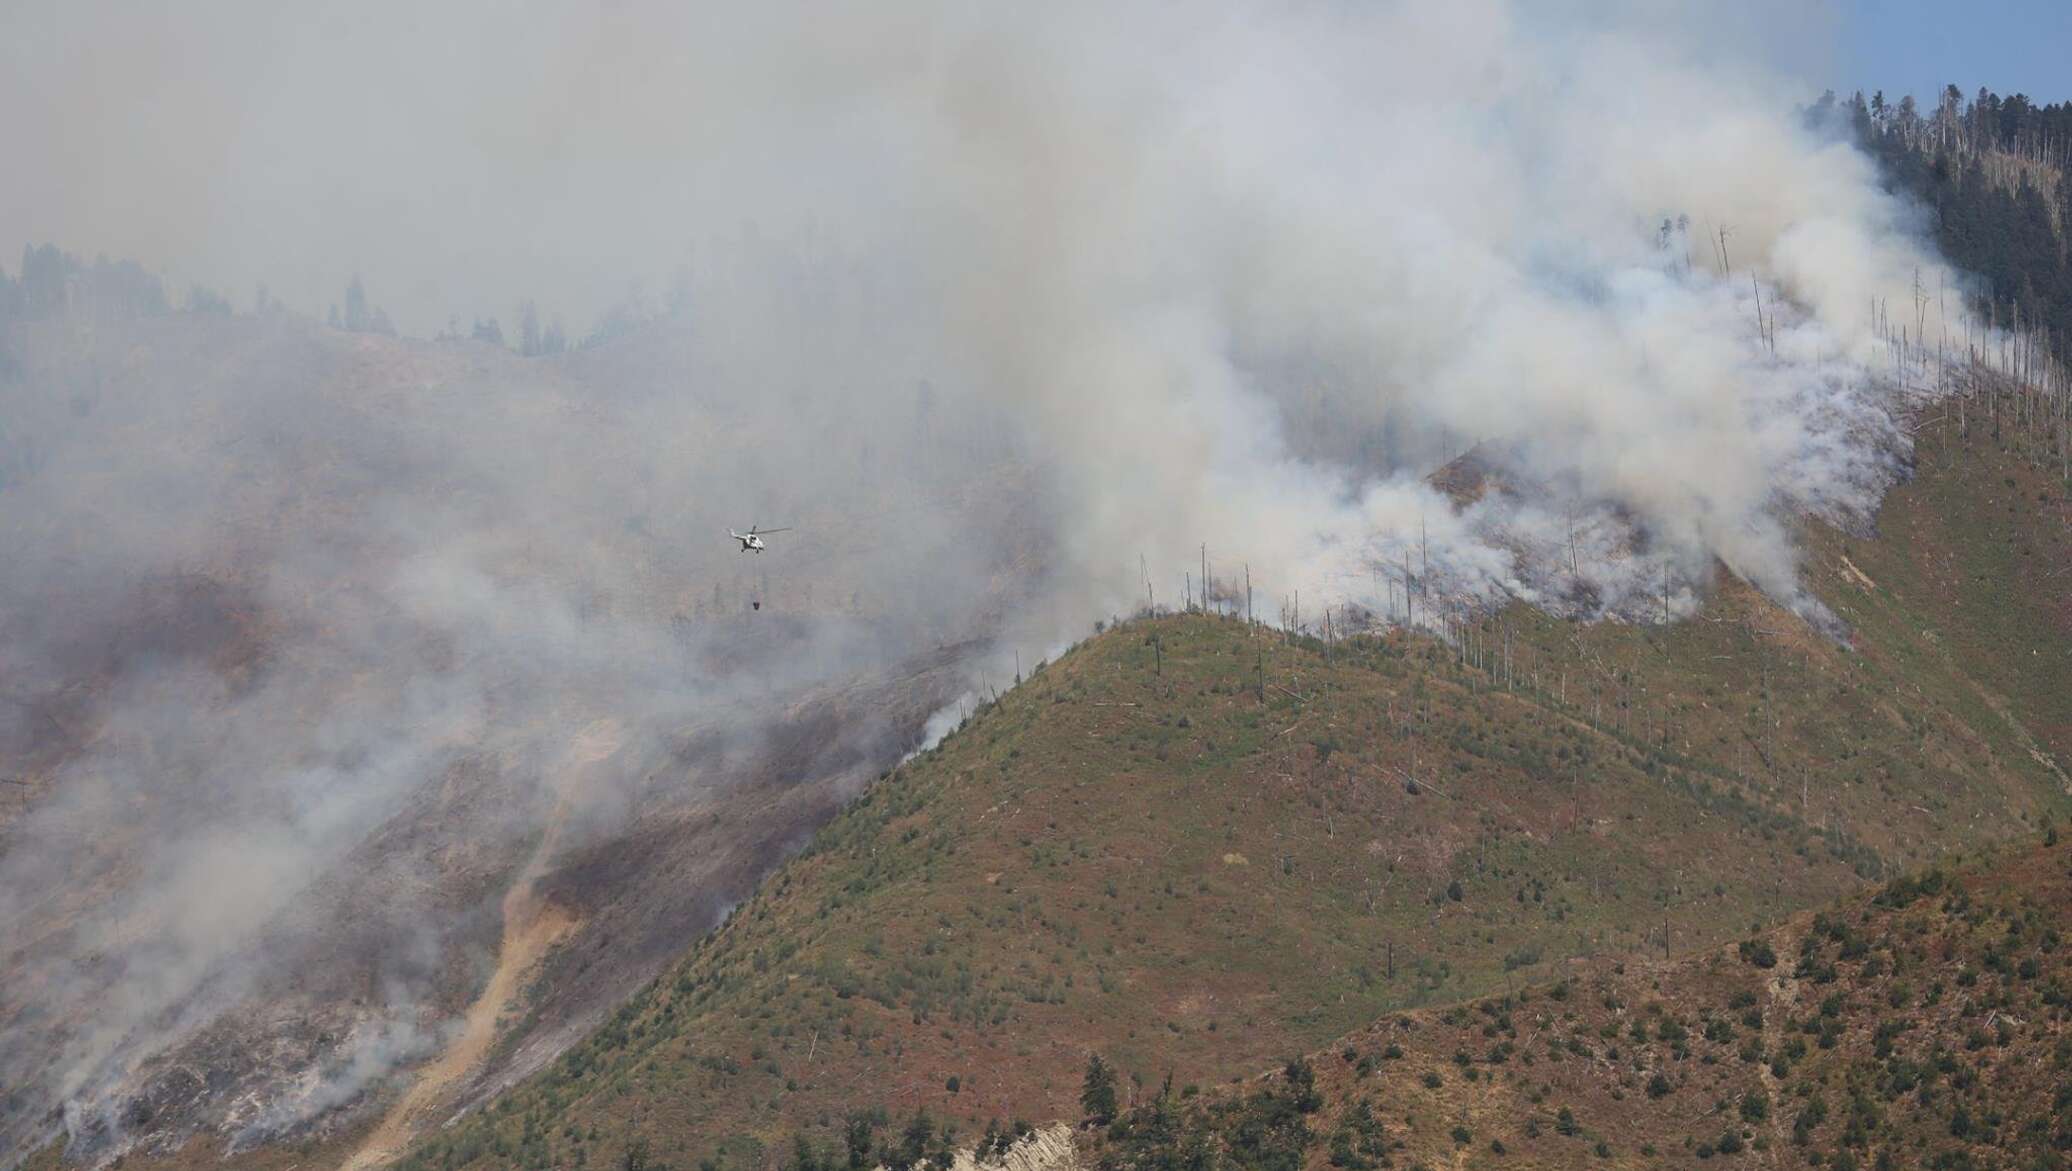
xmin=0 ymin=0 xmax=1978 ymax=1162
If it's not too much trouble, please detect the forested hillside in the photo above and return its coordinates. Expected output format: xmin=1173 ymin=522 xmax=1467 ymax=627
xmin=1819 ymin=86 xmax=2072 ymax=347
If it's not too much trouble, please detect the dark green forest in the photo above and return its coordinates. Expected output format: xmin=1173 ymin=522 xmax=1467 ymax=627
xmin=1814 ymin=86 xmax=2072 ymax=352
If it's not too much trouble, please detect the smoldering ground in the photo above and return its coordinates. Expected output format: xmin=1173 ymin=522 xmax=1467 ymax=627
xmin=0 ymin=276 xmax=1029 ymax=1161
xmin=0 ymin=0 xmax=1992 ymax=1163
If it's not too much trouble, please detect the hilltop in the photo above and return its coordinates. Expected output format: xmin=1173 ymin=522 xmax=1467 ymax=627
xmin=7 ymin=298 xmax=2068 ymax=1171
xmin=345 ymin=422 xmax=2072 ymax=1171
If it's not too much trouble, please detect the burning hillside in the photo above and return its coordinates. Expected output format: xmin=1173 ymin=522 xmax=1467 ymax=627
xmin=3 ymin=2 xmax=2062 ymax=1167
xmin=0 ymin=306 xmax=1030 ymax=1165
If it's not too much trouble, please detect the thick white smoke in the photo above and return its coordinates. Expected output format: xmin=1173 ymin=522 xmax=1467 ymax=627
xmin=0 ymin=0 xmax=1981 ymax=1162
xmin=1 ymin=0 xmax=1966 ymax=627
xmin=888 ymin=0 xmax=1960 ymax=631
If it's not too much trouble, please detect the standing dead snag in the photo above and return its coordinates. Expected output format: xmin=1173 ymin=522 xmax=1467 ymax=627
xmin=1566 ymin=503 xmax=1580 ymax=577
xmin=1419 ymin=514 xmax=1429 ymax=609
xmin=1403 ymin=550 xmax=1414 ymax=627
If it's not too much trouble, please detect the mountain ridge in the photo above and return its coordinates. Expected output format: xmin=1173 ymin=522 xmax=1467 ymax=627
xmin=323 ymin=418 xmax=2072 ymax=1171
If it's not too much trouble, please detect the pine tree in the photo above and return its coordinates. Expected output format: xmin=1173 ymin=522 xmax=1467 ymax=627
xmin=845 ymin=1114 xmax=877 ymax=1171
xmin=344 ymin=274 xmax=369 ymax=332
xmin=520 ymin=300 xmax=542 ymax=356
xmin=1081 ymin=1054 xmax=1119 ymax=1124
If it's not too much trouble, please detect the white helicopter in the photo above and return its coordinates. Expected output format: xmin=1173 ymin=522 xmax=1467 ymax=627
xmin=729 ymin=524 xmax=790 ymax=553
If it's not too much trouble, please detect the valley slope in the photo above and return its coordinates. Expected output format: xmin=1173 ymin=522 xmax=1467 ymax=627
xmin=1091 ymin=832 xmax=2072 ymax=1170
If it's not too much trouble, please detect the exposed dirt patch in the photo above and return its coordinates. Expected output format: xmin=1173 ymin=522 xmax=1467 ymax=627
xmin=342 ymin=884 xmax=578 ymax=1171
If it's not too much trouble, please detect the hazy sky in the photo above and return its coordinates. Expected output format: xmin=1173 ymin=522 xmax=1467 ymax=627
xmin=0 ymin=0 xmax=2058 ymax=337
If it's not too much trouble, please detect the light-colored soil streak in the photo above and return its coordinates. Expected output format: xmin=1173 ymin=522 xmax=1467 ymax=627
xmin=340 ymin=883 xmax=577 ymax=1171
xmin=341 ymin=721 xmax=619 ymax=1171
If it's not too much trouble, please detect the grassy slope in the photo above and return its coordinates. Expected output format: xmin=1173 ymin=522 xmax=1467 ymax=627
xmin=387 ymin=436 xmax=2072 ymax=1171
xmin=1825 ymin=415 xmax=2072 ymax=779
xmin=1094 ymin=832 xmax=2072 ymax=1171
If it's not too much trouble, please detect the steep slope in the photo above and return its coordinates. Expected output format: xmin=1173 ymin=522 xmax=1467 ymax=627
xmin=0 ymin=305 xmax=1024 ymax=1167
xmin=1092 ymin=831 xmax=2072 ymax=1171
xmin=370 ymin=433 xmax=2071 ymax=1171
